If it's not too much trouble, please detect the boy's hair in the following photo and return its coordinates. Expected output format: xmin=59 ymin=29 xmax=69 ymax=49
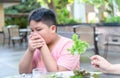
xmin=28 ymin=8 xmax=57 ymax=26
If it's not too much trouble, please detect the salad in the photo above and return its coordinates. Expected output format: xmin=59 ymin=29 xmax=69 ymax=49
xmin=70 ymin=70 xmax=99 ymax=78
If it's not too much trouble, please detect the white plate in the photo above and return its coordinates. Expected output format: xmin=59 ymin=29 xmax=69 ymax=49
xmin=3 ymin=75 xmax=21 ymax=78
xmin=3 ymin=71 xmax=102 ymax=78
xmin=3 ymin=74 xmax=31 ymax=78
xmin=55 ymin=71 xmax=102 ymax=78
xmin=55 ymin=71 xmax=74 ymax=78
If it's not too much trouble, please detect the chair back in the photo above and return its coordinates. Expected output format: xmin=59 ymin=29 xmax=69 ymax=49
xmin=8 ymin=25 xmax=20 ymax=38
xmin=57 ymin=32 xmax=74 ymax=39
xmin=57 ymin=26 xmax=74 ymax=38
xmin=57 ymin=26 xmax=73 ymax=33
xmin=2 ymin=26 xmax=9 ymax=38
xmin=105 ymin=34 xmax=120 ymax=43
xmin=104 ymin=34 xmax=120 ymax=58
xmin=75 ymin=26 xmax=94 ymax=46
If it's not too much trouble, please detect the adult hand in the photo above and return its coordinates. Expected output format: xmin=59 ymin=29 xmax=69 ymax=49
xmin=90 ymin=55 xmax=112 ymax=73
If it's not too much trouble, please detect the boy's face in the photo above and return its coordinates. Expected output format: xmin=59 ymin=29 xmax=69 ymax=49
xmin=30 ymin=20 xmax=56 ymax=44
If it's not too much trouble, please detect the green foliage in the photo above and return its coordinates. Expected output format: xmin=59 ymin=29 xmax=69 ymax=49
xmin=80 ymin=0 xmax=110 ymax=8
xmin=67 ymin=34 xmax=89 ymax=55
xmin=5 ymin=1 xmax=41 ymax=14
xmin=115 ymin=0 xmax=120 ymax=11
xmin=37 ymin=0 xmax=80 ymax=24
xmin=5 ymin=0 xmax=79 ymax=27
xmin=55 ymin=0 xmax=79 ymax=24
xmin=5 ymin=16 xmax=28 ymax=28
xmin=5 ymin=8 xmax=18 ymax=14
xmin=104 ymin=16 xmax=120 ymax=23
xmin=4 ymin=0 xmax=41 ymax=28
xmin=57 ymin=8 xmax=79 ymax=24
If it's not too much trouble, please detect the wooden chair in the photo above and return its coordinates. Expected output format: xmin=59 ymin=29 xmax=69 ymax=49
xmin=8 ymin=25 xmax=24 ymax=47
xmin=57 ymin=32 xmax=74 ymax=39
xmin=57 ymin=26 xmax=74 ymax=39
xmin=104 ymin=34 xmax=120 ymax=58
xmin=2 ymin=26 xmax=9 ymax=46
xmin=57 ymin=26 xmax=73 ymax=33
xmin=75 ymin=26 xmax=95 ymax=52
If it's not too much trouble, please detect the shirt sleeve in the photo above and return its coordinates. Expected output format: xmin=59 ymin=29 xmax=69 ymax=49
xmin=57 ymin=41 xmax=80 ymax=70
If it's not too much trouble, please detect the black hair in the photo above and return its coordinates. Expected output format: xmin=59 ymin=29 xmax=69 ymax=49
xmin=28 ymin=8 xmax=56 ymax=26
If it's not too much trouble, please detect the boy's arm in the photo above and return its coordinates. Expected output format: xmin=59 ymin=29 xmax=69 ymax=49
xmin=40 ymin=44 xmax=59 ymax=72
xmin=19 ymin=33 xmax=44 ymax=74
xmin=19 ymin=48 xmax=34 ymax=74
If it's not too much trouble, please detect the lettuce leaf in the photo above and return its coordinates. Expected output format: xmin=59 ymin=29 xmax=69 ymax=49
xmin=67 ymin=34 xmax=89 ymax=55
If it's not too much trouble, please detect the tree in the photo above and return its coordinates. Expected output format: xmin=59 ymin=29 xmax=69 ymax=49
xmin=5 ymin=0 xmax=79 ymax=26
xmin=5 ymin=0 xmax=41 ymax=28
xmin=37 ymin=0 xmax=79 ymax=24
xmin=80 ymin=0 xmax=120 ymax=22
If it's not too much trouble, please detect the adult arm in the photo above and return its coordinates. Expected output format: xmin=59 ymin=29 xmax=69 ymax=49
xmin=107 ymin=64 xmax=120 ymax=74
xmin=91 ymin=55 xmax=120 ymax=74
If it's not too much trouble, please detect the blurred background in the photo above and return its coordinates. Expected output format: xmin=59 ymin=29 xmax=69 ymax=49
xmin=0 ymin=0 xmax=120 ymax=30
xmin=0 ymin=0 xmax=120 ymax=78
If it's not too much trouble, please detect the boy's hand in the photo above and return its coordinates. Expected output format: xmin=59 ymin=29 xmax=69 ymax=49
xmin=28 ymin=32 xmax=45 ymax=53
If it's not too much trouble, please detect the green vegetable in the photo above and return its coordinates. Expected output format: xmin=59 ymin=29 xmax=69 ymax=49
xmin=93 ymin=74 xmax=99 ymax=78
xmin=67 ymin=34 xmax=89 ymax=55
xmin=46 ymin=73 xmax=58 ymax=78
xmin=70 ymin=70 xmax=90 ymax=78
xmin=70 ymin=70 xmax=100 ymax=78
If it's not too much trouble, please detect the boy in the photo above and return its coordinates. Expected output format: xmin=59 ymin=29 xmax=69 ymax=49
xmin=19 ymin=8 xmax=80 ymax=74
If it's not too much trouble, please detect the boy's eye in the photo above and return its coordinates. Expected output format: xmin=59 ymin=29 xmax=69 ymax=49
xmin=31 ymin=29 xmax=34 ymax=32
xmin=37 ymin=29 xmax=41 ymax=31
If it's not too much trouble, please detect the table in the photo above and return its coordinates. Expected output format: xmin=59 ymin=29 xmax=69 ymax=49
xmin=19 ymin=28 xmax=31 ymax=42
xmin=19 ymin=28 xmax=31 ymax=32
xmin=4 ymin=71 xmax=120 ymax=78
xmin=100 ymin=73 xmax=120 ymax=78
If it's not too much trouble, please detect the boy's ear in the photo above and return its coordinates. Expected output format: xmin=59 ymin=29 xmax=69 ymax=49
xmin=50 ymin=25 xmax=56 ymax=32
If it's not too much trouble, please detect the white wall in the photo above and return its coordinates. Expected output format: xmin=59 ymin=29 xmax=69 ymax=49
xmin=3 ymin=3 xmax=19 ymax=8
xmin=73 ymin=0 xmax=86 ymax=22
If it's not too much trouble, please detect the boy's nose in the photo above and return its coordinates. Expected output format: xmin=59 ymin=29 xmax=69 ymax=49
xmin=31 ymin=32 xmax=39 ymax=36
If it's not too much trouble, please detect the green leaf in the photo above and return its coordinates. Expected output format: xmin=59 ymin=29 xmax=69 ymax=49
xmin=67 ymin=34 xmax=89 ymax=55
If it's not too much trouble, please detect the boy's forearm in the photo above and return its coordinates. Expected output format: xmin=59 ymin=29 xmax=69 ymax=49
xmin=19 ymin=49 xmax=34 ymax=74
xmin=40 ymin=45 xmax=58 ymax=72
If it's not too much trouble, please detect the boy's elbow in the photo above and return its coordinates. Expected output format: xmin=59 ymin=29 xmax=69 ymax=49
xmin=19 ymin=68 xmax=31 ymax=74
xmin=19 ymin=63 xmax=24 ymax=74
xmin=19 ymin=63 xmax=32 ymax=74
